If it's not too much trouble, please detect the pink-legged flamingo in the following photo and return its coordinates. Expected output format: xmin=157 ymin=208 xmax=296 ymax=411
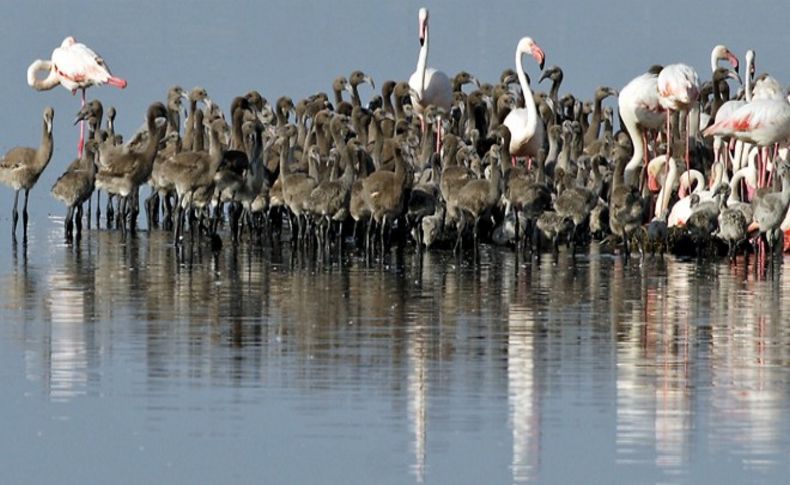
xmin=658 ymin=63 xmax=699 ymax=176
xmin=502 ymin=37 xmax=546 ymax=166
xmin=27 ymin=36 xmax=127 ymax=158
xmin=409 ymin=8 xmax=452 ymax=152
xmin=713 ymin=49 xmax=753 ymax=167
xmin=619 ymin=66 xmax=665 ymax=187
xmin=703 ymin=98 xmax=790 ymax=171
xmin=705 ymin=90 xmax=790 ymax=262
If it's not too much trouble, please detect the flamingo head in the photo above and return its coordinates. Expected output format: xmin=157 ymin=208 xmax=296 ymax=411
xmin=745 ymin=49 xmax=755 ymax=78
xmin=418 ymin=8 xmax=429 ymax=46
xmin=42 ymin=106 xmax=54 ymax=134
xmin=712 ymin=44 xmax=739 ymax=73
xmin=518 ymin=37 xmax=545 ymax=70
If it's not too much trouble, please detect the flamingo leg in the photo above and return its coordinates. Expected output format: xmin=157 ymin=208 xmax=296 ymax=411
xmin=435 ymin=117 xmax=442 ymax=154
xmin=78 ymin=88 xmax=86 ymax=158
xmin=684 ymin=113 xmax=691 ymax=176
xmin=665 ymin=110 xmax=672 ymax=160
xmin=766 ymin=144 xmax=778 ymax=187
xmin=758 ymin=147 xmax=767 ymax=188
xmin=640 ymin=130 xmax=649 ymax=192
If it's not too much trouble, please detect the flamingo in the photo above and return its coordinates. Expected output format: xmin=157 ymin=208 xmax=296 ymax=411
xmin=27 ymin=36 xmax=127 ymax=158
xmin=619 ymin=66 xmax=665 ymax=186
xmin=657 ymin=63 xmax=699 ymax=175
xmin=502 ymin=36 xmax=546 ymax=164
xmin=710 ymin=44 xmax=739 ymax=74
xmin=409 ymin=8 xmax=452 ymax=150
xmin=713 ymin=50 xmax=753 ymax=166
xmin=408 ymin=8 xmax=452 ymax=113
xmin=703 ymin=95 xmax=790 ymax=189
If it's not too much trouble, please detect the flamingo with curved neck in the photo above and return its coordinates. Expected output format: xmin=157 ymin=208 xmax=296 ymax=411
xmin=619 ymin=65 xmax=665 ymax=187
xmin=710 ymin=44 xmax=739 ymax=74
xmin=502 ymin=36 xmax=546 ymax=164
xmin=27 ymin=36 xmax=127 ymax=158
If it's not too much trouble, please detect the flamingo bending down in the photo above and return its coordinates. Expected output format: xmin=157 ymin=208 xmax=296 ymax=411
xmin=657 ymin=63 xmax=699 ymax=175
xmin=502 ymin=37 xmax=546 ymax=163
xmin=27 ymin=36 xmax=127 ymax=157
xmin=619 ymin=67 xmax=664 ymax=186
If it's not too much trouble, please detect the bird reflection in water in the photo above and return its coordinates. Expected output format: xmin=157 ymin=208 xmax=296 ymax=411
xmin=1 ymin=226 xmax=789 ymax=480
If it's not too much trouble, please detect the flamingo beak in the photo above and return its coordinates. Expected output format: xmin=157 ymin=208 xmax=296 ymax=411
xmin=727 ymin=52 xmax=739 ymax=73
xmin=531 ymin=45 xmax=546 ymax=70
xmin=419 ymin=19 xmax=426 ymax=46
xmin=107 ymin=76 xmax=127 ymax=89
xmin=364 ymin=76 xmax=375 ymax=90
xmin=608 ymin=88 xmax=619 ymax=98
xmin=728 ymin=70 xmax=742 ymax=85
xmin=470 ymin=76 xmax=481 ymax=88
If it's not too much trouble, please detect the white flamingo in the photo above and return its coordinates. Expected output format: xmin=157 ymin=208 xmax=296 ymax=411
xmin=713 ymin=49 xmax=753 ymax=166
xmin=27 ymin=36 xmax=127 ymax=157
xmin=619 ymin=66 xmax=664 ymax=186
xmin=408 ymin=8 xmax=452 ymax=112
xmin=658 ymin=63 xmax=699 ymax=174
xmin=502 ymin=37 xmax=546 ymax=162
xmin=408 ymin=8 xmax=452 ymax=150
xmin=704 ymin=92 xmax=790 ymax=188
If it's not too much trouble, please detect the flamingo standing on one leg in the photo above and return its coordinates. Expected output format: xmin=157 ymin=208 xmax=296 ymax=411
xmin=658 ymin=63 xmax=699 ymax=176
xmin=27 ymin=36 xmax=127 ymax=158
xmin=502 ymin=37 xmax=546 ymax=165
xmin=409 ymin=7 xmax=452 ymax=152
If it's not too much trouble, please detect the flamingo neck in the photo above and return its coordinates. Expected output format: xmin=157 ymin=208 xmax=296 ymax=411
xmin=658 ymin=158 xmax=678 ymax=216
xmin=727 ymin=168 xmax=749 ymax=205
xmin=27 ymin=60 xmax=59 ymax=91
xmin=515 ymin=49 xmax=538 ymax=140
xmin=745 ymin=57 xmax=753 ymax=102
xmin=623 ymin=115 xmax=644 ymax=186
xmin=415 ymin=26 xmax=429 ymax=96
xmin=35 ymin=118 xmax=54 ymax=171
xmin=681 ymin=170 xmax=705 ymax=194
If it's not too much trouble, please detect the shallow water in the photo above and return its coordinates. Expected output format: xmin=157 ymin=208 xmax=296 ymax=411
xmin=3 ymin=1 xmax=790 ymax=483
xmin=1 ymin=222 xmax=790 ymax=484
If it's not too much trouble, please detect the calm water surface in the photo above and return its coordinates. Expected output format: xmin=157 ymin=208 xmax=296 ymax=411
xmin=1 ymin=222 xmax=789 ymax=484
xmin=3 ymin=1 xmax=790 ymax=483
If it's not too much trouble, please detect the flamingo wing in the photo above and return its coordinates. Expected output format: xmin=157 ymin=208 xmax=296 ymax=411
xmin=52 ymin=41 xmax=115 ymax=90
xmin=657 ymin=64 xmax=699 ymax=109
xmin=619 ymin=72 xmax=663 ymax=129
xmin=704 ymin=99 xmax=790 ymax=144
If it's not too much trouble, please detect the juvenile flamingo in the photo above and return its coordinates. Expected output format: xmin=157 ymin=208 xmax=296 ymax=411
xmin=27 ymin=36 xmax=127 ymax=157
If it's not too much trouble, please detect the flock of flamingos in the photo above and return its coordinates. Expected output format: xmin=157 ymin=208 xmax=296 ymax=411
xmin=2 ymin=8 xmax=790 ymax=265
